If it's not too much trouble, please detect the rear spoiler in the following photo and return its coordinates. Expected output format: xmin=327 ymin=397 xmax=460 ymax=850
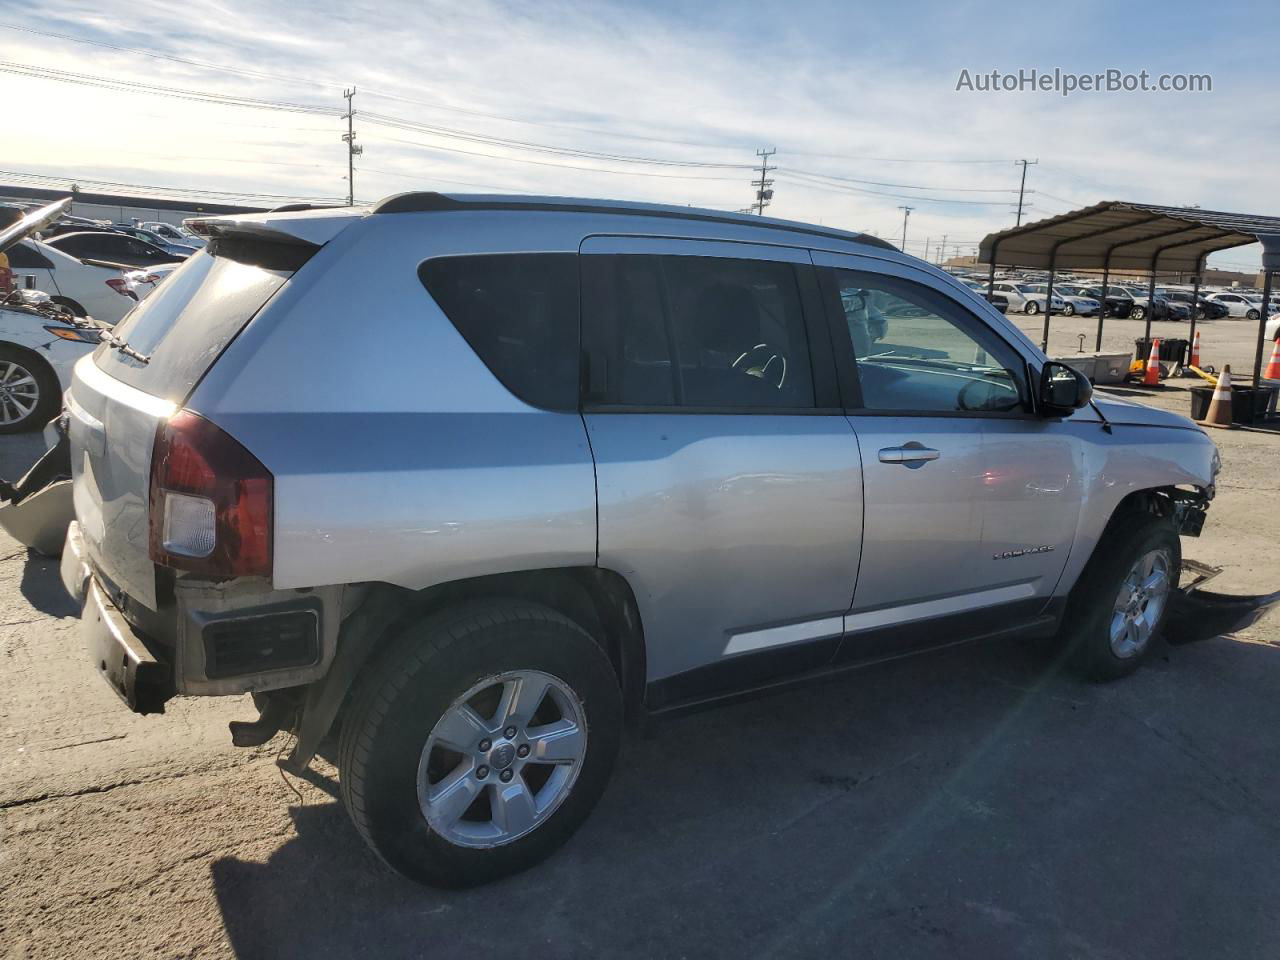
xmin=183 ymin=207 xmax=360 ymax=248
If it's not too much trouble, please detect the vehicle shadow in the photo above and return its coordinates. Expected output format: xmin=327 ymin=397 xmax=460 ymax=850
xmin=18 ymin=547 xmax=77 ymax=617
xmin=210 ymin=628 xmax=1280 ymax=960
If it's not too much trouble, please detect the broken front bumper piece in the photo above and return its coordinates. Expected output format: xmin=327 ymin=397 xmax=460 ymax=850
xmin=0 ymin=423 xmax=73 ymax=556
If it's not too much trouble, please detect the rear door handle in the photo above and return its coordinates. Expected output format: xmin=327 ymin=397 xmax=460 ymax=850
xmin=878 ymin=445 xmax=941 ymax=464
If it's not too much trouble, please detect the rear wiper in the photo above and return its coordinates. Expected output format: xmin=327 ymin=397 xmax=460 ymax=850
xmin=98 ymin=330 xmax=151 ymax=364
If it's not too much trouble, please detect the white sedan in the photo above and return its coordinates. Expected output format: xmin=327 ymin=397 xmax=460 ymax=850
xmin=5 ymin=237 xmax=131 ymax=324
xmin=1205 ymin=292 xmax=1265 ymax=319
xmin=1027 ymin=283 xmax=1102 ymax=316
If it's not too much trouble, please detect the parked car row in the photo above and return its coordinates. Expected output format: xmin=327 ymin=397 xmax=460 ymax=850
xmin=0 ymin=200 xmax=191 ymax=432
xmin=954 ymin=273 xmax=1273 ymax=323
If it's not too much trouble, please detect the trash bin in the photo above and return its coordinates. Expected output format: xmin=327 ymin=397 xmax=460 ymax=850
xmin=1189 ymin=384 xmax=1278 ymax=425
xmin=1134 ymin=338 xmax=1189 ymax=365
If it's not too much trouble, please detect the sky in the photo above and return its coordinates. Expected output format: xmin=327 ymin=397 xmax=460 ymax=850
xmin=2 ymin=0 xmax=1278 ymax=270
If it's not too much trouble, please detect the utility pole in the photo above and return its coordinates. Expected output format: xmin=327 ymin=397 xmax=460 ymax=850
xmin=924 ymin=237 xmax=931 ymax=261
xmin=751 ymin=149 xmax=776 ymax=215
xmin=1014 ymin=158 xmax=1038 ymax=226
xmin=938 ymin=234 xmax=948 ymax=265
xmin=897 ymin=205 xmax=913 ymax=252
xmin=341 ymin=86 xmax=363 ymax=206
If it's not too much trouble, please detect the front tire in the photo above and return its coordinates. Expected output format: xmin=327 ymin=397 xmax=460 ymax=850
xmin=338 ymin=601 xmax=623 ymax=888
xmin=1025 ymin=300 xmax=1040 ymax=315
xmin=49 ymin=296 xmax=86 ymax=317
xmin=1064 ymin=303 xmax=1076 ymax=316
xmin=1131 ymin=305 xmax=1146 ymax=321
xmin=0 ymin=346 xmax=60 ymax=434
xmin=1247 ymin=309 xmax=1260 ymax=321
xmin=1059 ymin=510 xmax=1180 ymax=681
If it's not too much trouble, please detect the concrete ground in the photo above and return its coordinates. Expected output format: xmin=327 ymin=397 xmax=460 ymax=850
xmin=2 ymin=365 xmax=1278 ymax=960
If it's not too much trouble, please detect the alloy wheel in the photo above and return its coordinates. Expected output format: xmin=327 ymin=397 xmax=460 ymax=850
xmin=0 ymin=360 xmax=41 ymax=426
xmin=1109 ymin=549 xmax=1172 ymax=659
xmin=417 ymin=670 xmax=587 ymax=849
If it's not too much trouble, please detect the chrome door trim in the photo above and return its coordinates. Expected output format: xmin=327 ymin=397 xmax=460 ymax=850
xmin=845 ymin=582 xmax=1037 ymax=633
xmin=723 ymin=615 xmax=845 ymax=656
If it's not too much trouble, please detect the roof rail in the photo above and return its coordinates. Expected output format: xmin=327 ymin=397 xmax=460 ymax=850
xmin=371 ymin=192 xmax=897 ymax=251
xmin=268 ymin=202 xmax=346 ymax=213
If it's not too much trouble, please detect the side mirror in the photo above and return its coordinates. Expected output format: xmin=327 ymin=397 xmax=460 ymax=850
xmin=1039 ymin=361 xmax=1093 ymax=415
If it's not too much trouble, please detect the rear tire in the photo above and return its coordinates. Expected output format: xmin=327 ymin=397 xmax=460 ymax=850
xmin=1064 ymin=303 xmax=1076 ymax=316
xmin=338 ymin=601 xmax=623 ymax=888
xmin=1131 ymin=305 xmax=1146 ymax=321
xmin=1025 ymin=300 xmax=1040 ymax=315
xmin=0 ymin=346 xmax=60 ymax=434
xmin=1059 ymin=510 xmax=1180 ymax=681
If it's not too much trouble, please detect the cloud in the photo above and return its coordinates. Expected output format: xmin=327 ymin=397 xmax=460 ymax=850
xmin=4 ymin=0 xmax=1278 ymax=268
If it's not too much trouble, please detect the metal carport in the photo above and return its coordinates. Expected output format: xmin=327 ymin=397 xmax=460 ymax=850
xmin=978 ymin=202 xmax=1280 ymax=389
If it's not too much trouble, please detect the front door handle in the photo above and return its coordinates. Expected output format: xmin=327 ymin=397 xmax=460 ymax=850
xmin=878 ymin=445 xmax=941 ymax=465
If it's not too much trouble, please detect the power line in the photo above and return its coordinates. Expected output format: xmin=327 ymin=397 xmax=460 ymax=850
xmin=786 ymin=148 xmax=1011 ymax=164
xmin=0 ymin=60 xmax=338 ymax=114
xmin=0 ymin=23 xmax=758 ymax=156
xmin=0 ymin=167 xmax=349 ymax=205
xmin=787 ymin=167 xmax=1020 ymax=193
xmin=371 ymin=134 xmax=745 ymax=181
xmin=779 ymin=172 xmax=1021 ymax=206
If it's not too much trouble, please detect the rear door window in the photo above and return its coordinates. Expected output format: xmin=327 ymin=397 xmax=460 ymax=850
xmin=7 ymin=241 xmax=53 ymax=270
xmin=581 ymin=254 xmax=815 ymax=410
xmin=418 ymin=253 xmax=580 ymax=412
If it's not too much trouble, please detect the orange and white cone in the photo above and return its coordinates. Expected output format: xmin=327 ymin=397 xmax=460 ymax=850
xmin=1197 ymin=364 xmax=1235 ymax=428
xmin=1143 ymin=338 xmax=1162 ymax=386
xmin=1189 ymin=330 xmax=1201 ymax=368
xmin=1264 ymin=339 xmax=1280 ymax=381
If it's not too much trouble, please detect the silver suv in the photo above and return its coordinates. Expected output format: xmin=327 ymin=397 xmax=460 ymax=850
xmin=59 ymin=193 xmax=1219 ymax=887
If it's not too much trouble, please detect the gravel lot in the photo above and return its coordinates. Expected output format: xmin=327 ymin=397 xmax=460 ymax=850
xmin=2 ymin=356 xmax=1278 ymax=959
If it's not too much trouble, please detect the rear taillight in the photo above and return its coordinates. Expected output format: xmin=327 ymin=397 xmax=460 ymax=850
xmin=148 ymin=411 xmax=272 ymax=578
xmin=106 ymin=277 xmax=138 ymax=301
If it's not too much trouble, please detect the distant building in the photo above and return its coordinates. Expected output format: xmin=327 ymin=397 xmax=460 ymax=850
xmin=0 ymin=184 xmax=265 ymax=227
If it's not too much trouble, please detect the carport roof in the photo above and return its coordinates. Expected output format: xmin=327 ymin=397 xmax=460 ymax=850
xmin=978 ymin=201 xmax=1280 ymax=274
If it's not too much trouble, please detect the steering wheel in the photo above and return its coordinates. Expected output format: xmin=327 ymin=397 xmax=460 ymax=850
xmin=958 ymin=374 xmax=1020 ymax=412
xmin=733 ymin=343 xmax=787 ymax=389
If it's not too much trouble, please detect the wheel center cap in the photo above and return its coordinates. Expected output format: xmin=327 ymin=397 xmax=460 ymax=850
xmin=490 ymin=743 xmax=516 ymax=770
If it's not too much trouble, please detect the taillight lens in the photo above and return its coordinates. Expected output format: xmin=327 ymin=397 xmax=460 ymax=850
xmin=148 ymin=410 xmax=272 ymax=578
xmin=106 ymin=277 xmax=137 ymax=300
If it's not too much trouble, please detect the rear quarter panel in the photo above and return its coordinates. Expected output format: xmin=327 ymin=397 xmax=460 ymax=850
xmin=186 ymin=213 xmax=600 ymax=591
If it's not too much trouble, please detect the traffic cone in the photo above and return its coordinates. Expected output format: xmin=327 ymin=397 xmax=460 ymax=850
xmin=1197 ymin=364 xmax=1235 ymax=429
xmin=1189 ymin=330 xmax=1201 ymax=368
xmin=1143 ymin=338 xmax=1162 ymax=386
xmin=1264 ymin=340 xmax=1280 ymax=381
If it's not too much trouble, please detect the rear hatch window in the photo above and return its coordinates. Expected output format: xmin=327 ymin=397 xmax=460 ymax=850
xmin=94 ymin=238 xmax=312 ymax=403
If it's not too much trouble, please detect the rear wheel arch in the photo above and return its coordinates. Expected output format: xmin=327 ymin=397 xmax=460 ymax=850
xmin=297 ymin=567 xmax=649 ymax=762
xmin=49 ymin=296 xmax=86 ymax=317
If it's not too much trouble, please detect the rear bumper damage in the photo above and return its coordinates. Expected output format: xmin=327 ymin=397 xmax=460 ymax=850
xmin=63 ymin=521 xmax=173 ymax=714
